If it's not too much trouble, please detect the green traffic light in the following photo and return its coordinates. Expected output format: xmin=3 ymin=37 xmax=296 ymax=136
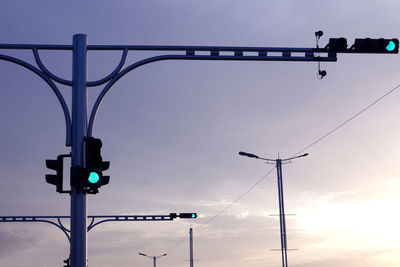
xmin=386 ymin=40 xmax=396 ymax=52
xmin=191 ymin=213 xmax=196 ymax=218
xmin=88 ymin=172 xmax=100 ymax=183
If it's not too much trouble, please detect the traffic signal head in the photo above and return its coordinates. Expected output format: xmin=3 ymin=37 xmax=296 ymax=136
xmin=45 ymin=156 xmax=63 ymax=193
xmin=63 ymin=258 xmax=70 ymax=267
xmin=179 ymin=213 xmax=197 ymax=219
xmin=78 ymin=137 xmax=110 ymax=193
xmin=327 ymin=38 xmax=348 ymax=52
xmin=71 ymin=165 xmax=110 ymax=193
xmin=352 ymin=38 xmax=399 ymax=53
xmin=86 ymin=137 xmax=103 ymax=169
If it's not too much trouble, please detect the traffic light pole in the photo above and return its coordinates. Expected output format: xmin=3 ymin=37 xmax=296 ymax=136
xmin=0 ymin=33 xmax=396 ymax=267
xmin=71 ymin=34 xmax=89 ymax=267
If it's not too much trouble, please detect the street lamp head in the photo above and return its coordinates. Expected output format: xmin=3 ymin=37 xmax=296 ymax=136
xmin=162 ymin=253 xmax=167 ymax=257
xmin=238 ymin=151 xmax=259 ymax=159
xmin=138 ymin=253 xmax=148 ymax=257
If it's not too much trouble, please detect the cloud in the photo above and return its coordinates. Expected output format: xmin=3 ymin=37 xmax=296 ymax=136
xmin=0 ymin=228 xmax=38 ymax=259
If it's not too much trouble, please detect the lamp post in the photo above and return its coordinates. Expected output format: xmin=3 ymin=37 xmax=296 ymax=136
xmin=238 ymin=151 xmax=308 ymax=267
xmin=138 ymin=252 xmax=167 ymax=267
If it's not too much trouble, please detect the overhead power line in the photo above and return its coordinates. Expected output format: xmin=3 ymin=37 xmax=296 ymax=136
xmin=166 ymin=81 xmax=400 ymax=255
xmin=293 ymin=82 xmax=400 ymax=157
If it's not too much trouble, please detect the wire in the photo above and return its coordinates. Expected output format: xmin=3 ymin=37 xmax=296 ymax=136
xmin=166 ymin=81 xmax=400 ymax=255
xmin=197 ymin=167 xmax=276 ymax=231
xmin=166 ymin=167 xmax=276 ymax=254
xmin=292 ymin=82 xmax=400 ymax=157
xmin=166 ymin=231 xmax=189 ymax=254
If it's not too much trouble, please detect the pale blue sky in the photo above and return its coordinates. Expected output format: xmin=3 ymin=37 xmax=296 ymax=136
xmin=0 ymin=1 xmax=400 ymax=266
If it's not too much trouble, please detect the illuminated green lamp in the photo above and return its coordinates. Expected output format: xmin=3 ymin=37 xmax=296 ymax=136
xmin=386 ymin=40 xmax=396 ymax=52
xmin=88 ymin=171 xmax=100 ymax=184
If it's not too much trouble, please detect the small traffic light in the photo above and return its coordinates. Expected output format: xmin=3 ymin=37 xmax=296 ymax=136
xmin=352 ymin=38 xmax=399 ymax=53
xmin=179 ymin=213 xmax=197 ymax=219
xmin=63 ymin=257 xmax=70 ymax=267
xmin=85 ymin=137 xmax=110 ymax=190
xmin=70 ymin=137 xmax=110 ymax=193
xmin=327 ymin=38 xmax=348 ymax=52
xmin=45 ymin=154 xmax=70 ymax=193
xmin=45 ymin=158 xmax=62 ymax=192
xmin=71 ymin=164 xmax=109 ymax=193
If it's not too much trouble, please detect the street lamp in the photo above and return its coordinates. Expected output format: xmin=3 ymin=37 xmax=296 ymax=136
xmin=138 ymin=252 xmax=167 ymax=267
xmin=239 ymin=151 xmax=308 ymax=267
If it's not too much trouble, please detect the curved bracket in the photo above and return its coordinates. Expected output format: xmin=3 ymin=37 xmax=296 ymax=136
xmin=33 ymin=48 xmax=73 ymax=86
xmin=88 ymin=54 xmax=195 ymax=136
xmin=87 ymin=218 xmax=115 ymax=232
xmin=87 ymin=50 xmax=336 ymax=136
xmin=0 ymin=54 xmax=72 ymax=146
xmin=57 ymin=217 xmax=70 ymax=233
xmin=0 ymin=216 xmax=70 ymax=242
xmin=34 ymin=218 xmax=71 ymax=242
xmin=87 ymin=48 xmax=128 ymax=87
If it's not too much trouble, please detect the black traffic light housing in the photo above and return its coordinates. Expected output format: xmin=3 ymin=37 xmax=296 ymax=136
xmin=179 ymin=213 xmax=198 ymax=219
xmin=45 ymin=154 xmax=71 ymax=193
xmin=327 ymin=37 xmax=399 ymax=54
xmin=71 ymin=137 xmax=110 ymax=194
xmin=352 ymin=38 xmax=399 ymax=53
xmin=169 ymin=213 xmax=197 ymax=219
xmin=327 ymin=37 xmax=348 ymax=52
xmin=63 ymin=257 xmax=70 ymax=267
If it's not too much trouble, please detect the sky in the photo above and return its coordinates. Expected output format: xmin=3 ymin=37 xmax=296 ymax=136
xmin=0 ymin=0 xmax=400 ymax=266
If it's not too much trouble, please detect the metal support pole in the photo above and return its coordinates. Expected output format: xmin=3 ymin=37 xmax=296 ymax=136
xmin=190 ymin=228 xmax=194 ymax=267
xmin=71 ymin=34 xmax=88 ymax=267
xmin=276 ymin=159 xmax=288 ymax=267
xmin=153 ymin=256 xmax=156 ymax=267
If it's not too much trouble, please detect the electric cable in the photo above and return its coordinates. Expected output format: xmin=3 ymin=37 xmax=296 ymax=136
xmin=292 ymin=82 xmax=400 ymax=157
xmin=166 ymin=167 xmax=276 ymax=254
xmin=166 ymin=81 xmax=400 ymax=255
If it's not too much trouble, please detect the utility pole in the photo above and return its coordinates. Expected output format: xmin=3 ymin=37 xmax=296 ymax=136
xmin=189 ymin=228 xmax=194 ymax=267
xmin=239 ymin=151 xmax=308 ymax=267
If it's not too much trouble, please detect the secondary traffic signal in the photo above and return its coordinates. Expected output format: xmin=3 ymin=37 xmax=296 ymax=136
xmin=179 ymin=213 xmax=198 ymax=219
xmin=45 ymin=154 xmax=70 ymax=193
xmin=352 ymin=38 xmax=399 ymax=53
xmin=63 ymin=257 xmax=70 ymax=267
xmin=45 ymin=157 xmax=63 ymax=192
xmin=327 ymin=38 xmax=348 ymax=52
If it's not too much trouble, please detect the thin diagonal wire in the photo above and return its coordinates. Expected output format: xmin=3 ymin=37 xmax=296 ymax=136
xmin=292 ymin=82 xmax=400 ymax=157
xmin=167 ymin=81 xmax=400 ymax=255
xmin=197 ymin=166 xmax=276 ymax=231
xmin=166 ymin=167 xmax=276 ymax=254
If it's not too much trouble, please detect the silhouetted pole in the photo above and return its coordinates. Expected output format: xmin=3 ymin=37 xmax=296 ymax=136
xmin=190 ymin=228 xmax=194 ymax=267
xmin=239 ymin=151 xmax=308 ymax=267
xmin=139 ymin=252 xmax=167 ymax=267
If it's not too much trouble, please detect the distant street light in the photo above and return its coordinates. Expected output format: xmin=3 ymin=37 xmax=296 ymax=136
xmin=138 ymin=252 xmax=167 ymax=267
xmin=239 ymin=151 xmax=308 ymax=267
